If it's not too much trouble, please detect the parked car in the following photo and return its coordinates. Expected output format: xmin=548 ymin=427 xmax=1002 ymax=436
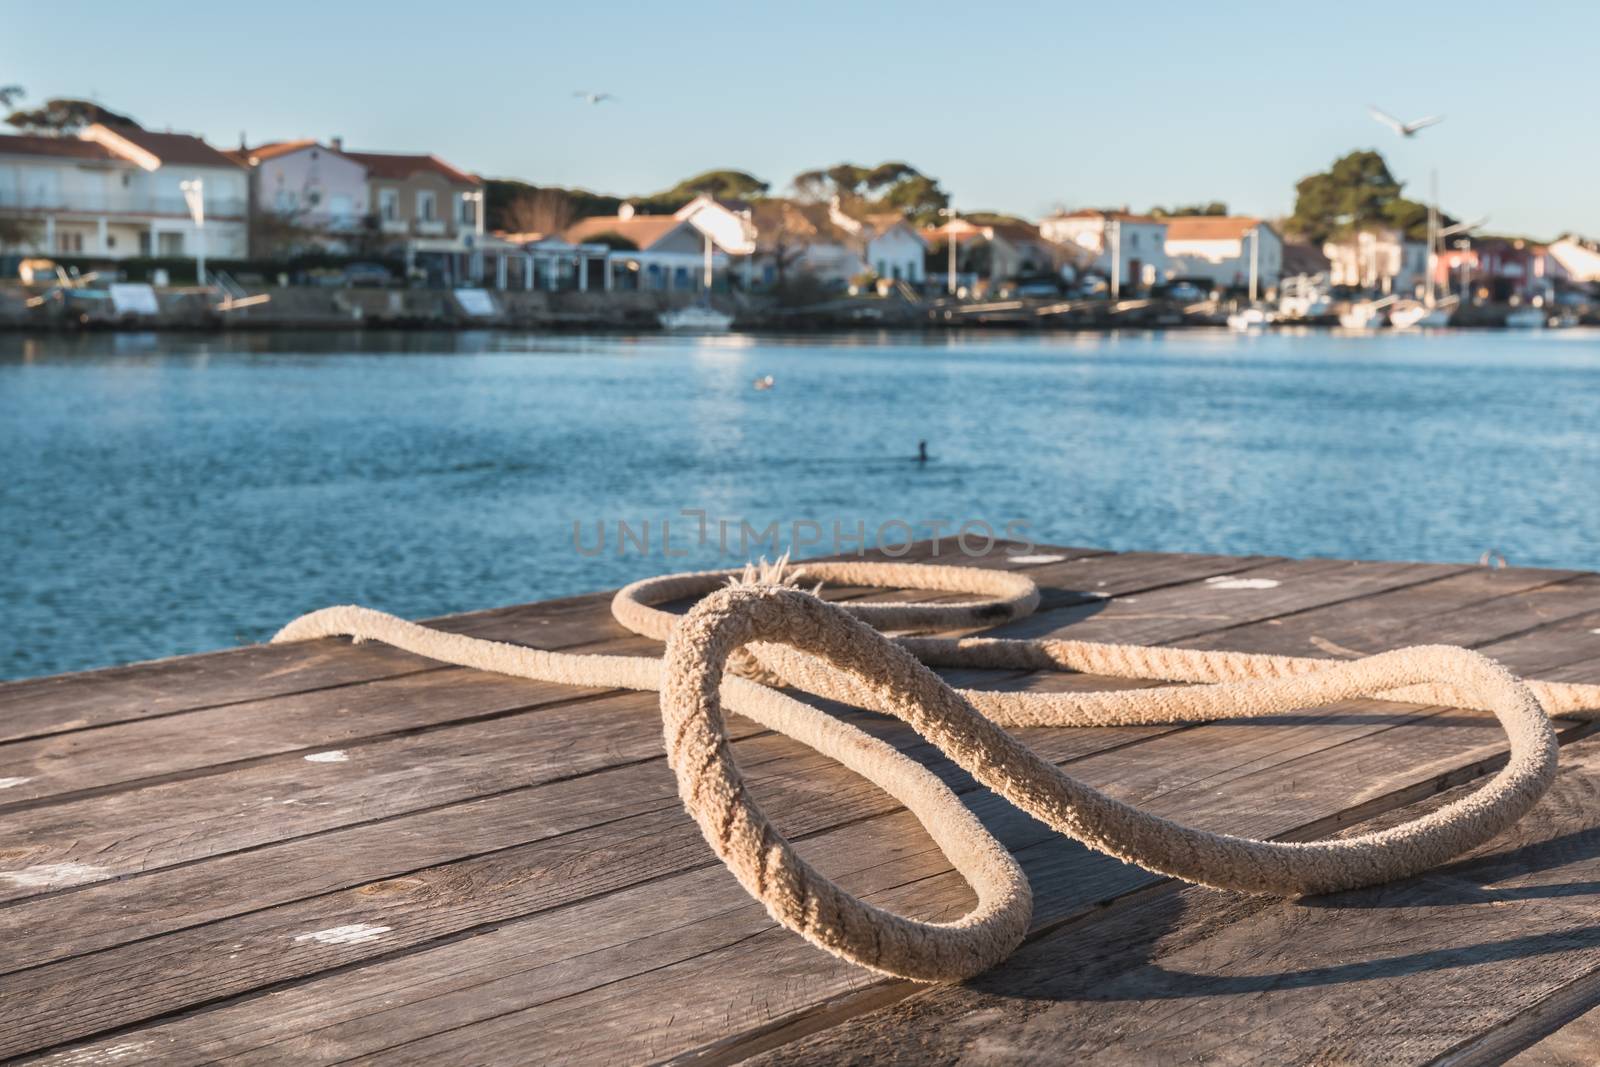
xmin=1163 ymin=281 xmax=1210 ymax=303
xmin=1000 ymin=274 xmax=1069 ymax=299
xmin=341 ymin=263 xmax=394 ymax=288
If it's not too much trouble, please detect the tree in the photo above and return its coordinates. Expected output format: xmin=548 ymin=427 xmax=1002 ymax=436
xmin=500 ymin=188 xmax=575 ymax=236
xmin=791 ymin=161 xmax=949 ymax=224
xmin=1287 ymin=150 xmax=1434 ymax=243
xmin=0 ymin=85 xmax=23 ymax=110
xmin=660 ymin=169 xmax=768 ymax=201
xmin=6 ymin=97 xmax=139 ymax=133
xmin=1150 ymin=201 xmax=1228 ymax=218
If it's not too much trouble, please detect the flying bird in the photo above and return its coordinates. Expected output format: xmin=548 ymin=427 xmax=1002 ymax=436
xmin=1368 ymin=106 xmax=1443 ymax=138
xmin=573 ymin=91 xmax=617 ymax=105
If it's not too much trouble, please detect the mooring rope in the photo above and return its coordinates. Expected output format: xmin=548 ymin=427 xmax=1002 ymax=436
xmin=273 ymin=559 xmax=1600 ymax=982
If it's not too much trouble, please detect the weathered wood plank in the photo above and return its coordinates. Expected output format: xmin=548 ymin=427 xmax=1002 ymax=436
xmin=741 ymin=733 xmax=1600 ymax=1067
xmin=1504 ymin=998 xmax=1600 ymax=1066
xmin=0 ymin=540 xmax=1106 ymax=743
xmin=14 ymin=556 xmax=1581 ymax=1063
xmin=0 ymin=549 xmax=1254 ymax=889
xmin=0 ymin=547 xmax=1136 ymax=810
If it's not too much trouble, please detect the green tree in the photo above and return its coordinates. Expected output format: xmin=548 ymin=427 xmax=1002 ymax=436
xmin=6 ymin=97 xmax=139 ymax=133
xmin=791 ymin=161 xmax=949 ymax=224
xmin=661 ymin=169 xmax=769 ymax=201
xmin=1150 ymin=201 xmax=1228 ymax=218
xmin=1288 ymin=150 xmax=1434 ymax=243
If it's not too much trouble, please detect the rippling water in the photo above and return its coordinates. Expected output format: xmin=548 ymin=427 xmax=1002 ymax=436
xmin=3 ymin=327 xmax=1599 ymax=680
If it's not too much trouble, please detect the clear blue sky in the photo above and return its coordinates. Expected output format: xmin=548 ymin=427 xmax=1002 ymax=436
xmin=8 ymin=0 xmax=1595 ymax=237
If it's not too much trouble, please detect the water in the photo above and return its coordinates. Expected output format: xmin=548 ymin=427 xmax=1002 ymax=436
xmin=3 ymin=327 xmax=1599 ymax=681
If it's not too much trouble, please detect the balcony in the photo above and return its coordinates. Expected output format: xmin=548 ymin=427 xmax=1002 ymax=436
xmin=0 ymin=189 xmax=248 ymax=219
xmin=414 ymin=219 xmax=447 ymax=237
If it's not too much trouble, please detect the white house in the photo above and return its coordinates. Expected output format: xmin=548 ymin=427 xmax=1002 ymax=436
xmin=676 ymin=194 xmax=757 ymax=255
xmin=921 ymin=218 xmax=1062 ymax=285
xmin=564 ymin=205 xmax=727 ymax=291
xmin=0 ymin=123 xmax=248 ymax=259
xmin=1164 ymin=216 xmax=1283 ymax=289
xmin=229 ymin=138 xmax=370 ymax=248
xmin=1039 ymin=209 xmax=1168 ymax=287
xmin=828 ymin=201 xmax=926 ymax=284
xmin=1547 ymin=235 xmax=1600 ymax=284
xmin=1323 ymin=228 xmax=1429 ymax=295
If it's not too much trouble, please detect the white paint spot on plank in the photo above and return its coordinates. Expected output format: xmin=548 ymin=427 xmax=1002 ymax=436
xmin=0 ymin=776 xmax=31 ymax=789
xmin=304 ymin=750 xmax=349 ymax=763
xmin=1205 ymin=576 xmax=1281 ymax=590
xmin=1008 ymin=554 xmax=1066 ymax=565
xmin=294 ymin=922 xmax=392 ymax=946
xmin=0 ymin=861 xmax=108 ymax=888
xmin=1591 ymin=628 xmax=1600 ymax=635
xmin=50 ymin=1041 xmax=151 ymax=1064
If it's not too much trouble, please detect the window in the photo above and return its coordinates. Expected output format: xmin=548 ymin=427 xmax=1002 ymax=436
xmin=378 ymin=188 xmax=399 ymax=221
xmin=275 ymin=189 xmax=297 ymax=212
xmin=57 ymin=232 xmax=84 ymax=253
xmin=328 ymin=194 xmax=354 ymax=222
xmin=158 ymin=232 xmax=184 ymax=255
xmin=416 ymin=190 xmax=436 ymax=221
xmin=459 ymin=194 xmax=476 ymax=226
xmin=107 ymin=235 xmax=117 ymax=249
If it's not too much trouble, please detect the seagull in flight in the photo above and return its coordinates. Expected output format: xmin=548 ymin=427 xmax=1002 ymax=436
xmin=573 ymin=91 xmax=618 ymax=106
xmin=1368 ymin=106 xmax=1443 ymax=138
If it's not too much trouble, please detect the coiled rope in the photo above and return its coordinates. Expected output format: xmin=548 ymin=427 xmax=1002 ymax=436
xmin=273 ymin=559 xmax=1600 ymax=982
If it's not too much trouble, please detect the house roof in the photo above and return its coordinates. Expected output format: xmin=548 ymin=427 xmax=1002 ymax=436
xmin=1163 ymin=216 xmax=1265 ymax=242
xmin=562 ymin=213 xmax=691 ymax=250
xmin=342 ymin=151 xmax=479 ymax=185
xmin=0 ymin=133 xmax=118 ymax=161
xmin=1281 ymin=240 xmax=1331 ymax=275
xmin=100 ymin=126 xmax=245 ymax=169
xmin=227 ymin=139 xmax=325 ymax=166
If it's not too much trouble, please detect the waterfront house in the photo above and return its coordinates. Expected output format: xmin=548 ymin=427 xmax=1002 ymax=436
xmin=1547 ymin=235 xmax=1600 ymax=285
xmin=1434 ymin=236 xmax=1554 ymax=303
xmin=339 ymin=149 xmax=482 ymax=282
xmin=1038 ymin=209 xmax=1168 ymax=289
xmin=1322 ymin=227 xmax=1428 ymax=296
xmin=0 ymin=123 xmax=248 ymax=260
xmin=826 ymin=200 xmax=927 ymax=285
xmin=922 ymin=218 xmax=1063 ymax=288
xmin=1280 ymin=239 xmax=1332 ymax=281
xmin=563 ymin=204 xmax=727 ymax=291
xmin=1163 ymin=216 xmax=1282 ymax=290
xmin=227 ymin=138 xmax=370 ymax=253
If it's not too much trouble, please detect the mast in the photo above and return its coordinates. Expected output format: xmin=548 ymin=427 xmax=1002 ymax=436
xmin=1425 ymin=169 xmax=1438 ymax=309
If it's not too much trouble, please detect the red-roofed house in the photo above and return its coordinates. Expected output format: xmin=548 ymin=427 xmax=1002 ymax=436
xmin=340 ymin=150 xmax=481 ymax=242
xmin=0 ymin=123 xmax=247 ymax=259
xmin=1164 ymin=216 xmax=1282 ymax=290
xmin=562 ymin=205 xmax=726 ymax=291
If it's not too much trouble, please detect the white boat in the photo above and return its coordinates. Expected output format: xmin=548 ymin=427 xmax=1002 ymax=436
xmin=659 ymin=304 xmax=733 ymax=332
xmin=1339 ymin=302 xmax=1386 ymax=330
xmin=1226 ymin=307 xmax=1274 ymax=331
xmin=1388 ymin=298 xmax=1454 ymax=330
xmin=1277 ymin=275 xmax=1332 ymax=320
xmin=1504 ymin=306 xmax=1547 ymax=329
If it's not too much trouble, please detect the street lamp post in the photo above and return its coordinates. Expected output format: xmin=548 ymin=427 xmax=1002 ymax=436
xmin=179 ymin=179 xmax=206 ymax=285
xmin=463 ymin=190 xmax=486 ymax=284
xmin=937 ymin=206 xmax=958 ymax=295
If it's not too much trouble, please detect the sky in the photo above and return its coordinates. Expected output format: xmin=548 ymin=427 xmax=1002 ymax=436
xmin=7 ymin=0 xmax=1596 ymax=237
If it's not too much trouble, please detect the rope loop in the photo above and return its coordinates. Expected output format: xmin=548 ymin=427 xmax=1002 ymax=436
xmin=274 ymin=559 xmax=1600 ymax=982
